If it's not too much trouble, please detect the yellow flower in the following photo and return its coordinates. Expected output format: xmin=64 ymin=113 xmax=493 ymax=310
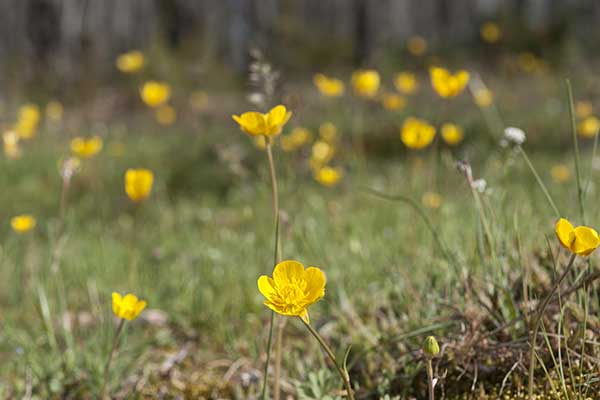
xmin=551 ymin=164 xmax=571 ymax=183
xmin=555 ymin=218 xmax=600 ymax=257
xmin=319 ymin=122 xmax=337 ymax=143
xmin=314 ymin=166 xmax=343 ymax=187
xmin=441 ymin=123 xmax=464 ymax=146
xmin=282 ymin=127 xmax=313 ymax=152
xmin=116 ymin=50 xmax=145 ymax=73
xmin=578 ymin=116 xmax=600 ymax=138
xmin=311 ymin=140 xmax=335 ymax=166
xmin=394 ymin=72 xmax=418 ymax=95
xmin=45 ymin=101 xmax=64 ymax=122
xmin=254 ymin=135 xmax=268 ymax=150
xmin=11 ymin=215 xmax=36 ymax=234
xmin=430 ymin=67 xmax=469 ymax=98
xmin=400 ymin=117 xmax=436 ymax=150
xmin=313 ymin=74 xmax=345 ymax=97
xmin=480 ymin=22 xmax=501 ymax=43
xmin=407 ymin=36 xmax=427 ymax=56
xmin=422 ymin=192 xmax=442 ymax=209
xmin=518 ymin=52 xmax=542 ymax=73
xmin=232 ymin=105 xmax=292 ymax=137
xmin=189 ymin=91 xmax=208 ymax=111
xmin=155 ymin=105 xmax=176 ymax=125
xmin=3 ymin=130 xmax=21 ymax=159
xmin=140 ymin=81 xmax=171 ymax=108
xmin=70 ymin=136 xmax=103 ymax=158
xmin=576 ymin=101 xmax=593 ymax=119
xmin=125 ymin=168 xmax=154 ymax=203
xmin=257 ymin=260 xmax=326 ymax=323
xmin=111 ymin=292 xmax=147 ymax=320
xmin=381 ymin=93 xmax=406 ymax=111
xmin=351 ymin=69 xmax=380 ymax=98
xmin=473 ymin=88 xmax=494 ymax=108
xmin=14 ymin=103 xmax=41 ymax=140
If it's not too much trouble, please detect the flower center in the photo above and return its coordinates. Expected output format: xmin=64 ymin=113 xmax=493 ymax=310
xmin=278 ymin=284 xmax=305 ymax=312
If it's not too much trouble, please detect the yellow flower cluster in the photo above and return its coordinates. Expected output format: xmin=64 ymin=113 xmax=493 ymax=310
xmin=430 ymin=67 xmax=469 ymax=98
xmin=14 ymin=103 xmax=41 ymax=140
xmin=313 ymin=74 xmax=345 ymax=97
xmin=71 ymin=136 xmax=103 ymax=158
xmin=400 ymin=117 xmax=436 ymax=150
xmin=281 ymin=127 xmax=313 ymax=152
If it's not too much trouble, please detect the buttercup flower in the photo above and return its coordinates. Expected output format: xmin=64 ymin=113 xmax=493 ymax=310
xmin=422 ymin=192 xmax=442 ymax=209
xmin=576 ymin=101 xmax=593 ymax=119
xmin=551 ymin=164 xmax=571 ymax=183
xmin=394 ymin=72 xmax=418 ymax=95
xmin=319 ymin=122 xmax=337 ymax=143
xmin=314 ymin=166 xmax=343 ymax=187
xmin=232 ymin=105 xmax=292 ymax=137
xmin=71 ymin=136 xmax=103 ymax=158
xmin=11 ymin=215 xmax=36 ymax=233
xmin=15 ymin=103 xmax=41 ymax=140
xmin=311 ymin=140 xmax=335 ymax=166
xmin=116 ymin=50 xmax=145 ymax=73
xmin=473 ymin=88 xmax=494 ymax=108
xmin=381 ymin=93 xmax=406 ymax=111
xmin=407 ymin=36 xmax=427 ymax=56
xmin=313 ymin=74 xmax=345 ymax=97
xmin=351 ymin=69 xmax=380 ymax=98
xmin=430 ymin=67 xmax=469 ymax=98
xmin=112 ymin=292 xmax=146 ymax=320
xmin=155 ymin=105 xmax=176 ymax=125
xmin=281 ymin=127 xmax=312 ymax=152
xmin=400 ymin=117 xmax=436 ymax=150
xmin=578 ymin=116 xmax=599 ymax=138
xmin=125 ymin=168 xmax=154 ymax=203
xmin=46 ymin=101 xmax=64 ymax=122
xmin=480 ymin=22 xmax=501 ymax=43
xmin=3 ymin=130 xmax=21 ymax=159
xmin=441 ymin=123 xmax=464 ymax=146
xmin=257 ymin=260 xmax=326 ymax=323
xmin=503 ymin=126 xmax=526 ymax=146
xmin=555 ymin=218 xmax=600 ymax=257
xmin=140 ymin=81 xmax=171 ymax=108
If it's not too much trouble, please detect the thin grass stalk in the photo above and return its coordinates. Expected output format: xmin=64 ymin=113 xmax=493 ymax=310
xmin=566 ymin=80 xmax=586 ymax=223
xmin=517 ymin=146 xmax=560 ymax=218
xmin=101 ymin=319 xmax=125 ymax=399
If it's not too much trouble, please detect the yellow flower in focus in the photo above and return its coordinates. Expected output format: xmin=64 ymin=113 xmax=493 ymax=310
xmin=480 ymin=22 xmax=501 ymax=43
xmin=232 ymin=105 xmax=292 ymax=137
xmin=351 ymin=69 xmax=380 ymax=98
xmin=140 ymin=81 xmax=171 ymax=108
xmin=257 ymin=260 xmax=326 ymax=323
xmin=319 ymin=122 xmax=337 ymax=143
xmin=314 ymin=166 xmax=343 ymax=187
xmin=3 ymin=131 xmax=21 ymax=159
xmin=407 ymin=36 xmax=427 ymax=56
xmin=578 ymin=116 xmax=600 ymax=138
xmin=313 ymin=74 xmax=345 ymax=97
xmin=381 ymin=93 xmax=406 ymax=111
xmin=555 ymin=218 xmax=599 ymax=257
xmin=11 ymin=215 xmax=36 ymax=234
xmin=125 ymin=168 xmax=154 ymax=203
xmin=155 ymin=105 xmax=176 ymax=125
xmin=394 ymin=72 xmax=418 ymax=95
xmin=430 ymin=67 xmax=469 ymax=98
xmin=112 ymin=292 xmax=147 ymax=320
xmin=116 ymin=50 xmax=145 ymax=73
xmin=45 ymin=101 xmax=64 ymax=122
xmin=422 ymin=192 xmax=442 ymax=209
xmin=14 ymin=103 xmax=41 ymax=140
xmin=400 ymin=117 xmax=436 ymax=150
xmin=441 ymin=123 xmax=464 ymax=146
xmin=473 ymin=88 xmax=494 ymax=108
xmin=576 ymin=101 xmax=593 ymax=119
xmin=189 ymin=91 xmax=208 ymax=111
xmin=311 ymin=140 xmax=334 ymax=166
xmin=551 ymin=164 xmax=571 ymax=184
xmin=70 ymin=136 xmax=103 ymax=158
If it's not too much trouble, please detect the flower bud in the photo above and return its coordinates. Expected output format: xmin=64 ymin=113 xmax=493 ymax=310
xmin=423 ymin=336 xmax=440 ymax=357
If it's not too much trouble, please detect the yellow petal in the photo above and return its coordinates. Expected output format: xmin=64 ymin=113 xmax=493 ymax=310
xmin=300 ymin=309 xmax=310 ymax=324
xmin=572 ymin=226 xmax=600 ymax=256
xmin=257 ymin=275 xmax=278 ymax=301
xmin=304 ymin=267 xmax=326 ymax=303
xmin=273 ymin=260 xmax=305 ymax=286
xmin=555 ymin=218 xmax=575 ymax=250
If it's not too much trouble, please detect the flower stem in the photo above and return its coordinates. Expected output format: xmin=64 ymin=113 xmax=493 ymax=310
xmin=517 ymin=146 xmax=560 ymax=218
xmin=301 ymin=318 xmax=354 ymax=400
xmin=426 ymin=357 xmax=435 ymax=400
xmin=566 ymin=80 xmax=586 ymax=224
xmin=101 ymin=319 xmax=125 ymax=399
xmin=527 ymin=253 xmax=576 ymax=398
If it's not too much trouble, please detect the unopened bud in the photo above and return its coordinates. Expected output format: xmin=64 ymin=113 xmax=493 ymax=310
xmin=423 ymin=336 xmax=440 ymax=357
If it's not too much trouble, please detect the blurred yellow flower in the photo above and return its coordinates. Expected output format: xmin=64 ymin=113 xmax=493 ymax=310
xmin=576 ymin=101 xmax=593 ymax=119
xmin=441 ymin=123 xmax=464 ymax=146
xmin=282 ymin=127 xmax=313 ymax=152
xmin=381 ymin=93 xmax=406 ymax=111
xmin=112 ymin=292 xmax=146 ymax=320
xmin=253 ymin=135 xmax=268 ymax=150
xmin=555 ymin=218 xmax=599 ymax=257
xmin=394 ymin=72 xmax=418 ymax=95
xmin=319 ymin=122 xmax=337 ymax=143
xmin=116 ymin=50 xmax=145 ymax=73
xmin=70 ymin=136 xmax=103 ymax=158
xmin=480 ymin=22 xmax=501 ymax=43
xmin=313 ymin=74 xmax=345 ymax=97
xmin=140 ymin=81 xmax=171 ymax=108
xmin=3 ymin=131 xmax=21 ymax=159
xmin=155 ymin=105 xmax=176 ymax=125
xmin=11 ymin=215 xmax=36 ymax=234
xmin=407 ymin=35 xmax=427 ymax=56
xmin=125 ymin=168 xmax=154 ymax=203
xmin=15 ymin=103 xmax=41 ymax=140
xmin=232 ymin=105 xmax=292 ymax=137
xmin=45 ymin=101 xmax=64 ymax=122
xmin=257 ymin=260 xmax=326 ymax=323
xmin=311 ymin=140 xmax=335 ymax=166
xmin=518 ymin=52 xmax=543 ymax=73
xmin=189 ymin=91 xmax=208 ymax=111
xmin=430 ymin=67 xmax=469 ymax=98
xmin=578 ymin=116 xmax=600 ymax=138
xmin=400 ymin=117 xmax=436 ymax=150
xmin=351 ymin=69 xmax=380 ymax=98
xmin=314 ymin=166 xmax=343 ymax=187
xmin=422 ymin=192 xmax=442 ymax=209
xmin=473 ymin=88 xmax=494 ymax=108
xmin=551 ymin=164 xmax=571 ymax=183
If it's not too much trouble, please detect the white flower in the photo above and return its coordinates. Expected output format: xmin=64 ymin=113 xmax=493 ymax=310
xmin=503 ymin=126 xmax=526 ymax=145
xmin=471 ymin=179 xmax=487 ymax=193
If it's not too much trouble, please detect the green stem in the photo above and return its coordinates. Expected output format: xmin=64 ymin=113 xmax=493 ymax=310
xmin=301 ymin=318 xmax=354 ymax=400
xmin=517 ymin=146 xmax=560 ymax=218
xmin=566 ymin=80 xmax=586 ymax=223
xmin=426 ymin=358 xmax=435 ymax=400
xmin=101 ymin=319 xmax=125 ymax=399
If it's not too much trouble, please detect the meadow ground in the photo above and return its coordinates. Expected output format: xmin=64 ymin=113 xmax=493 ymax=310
xmin=1 ymin=63 xmax=600 ymax=399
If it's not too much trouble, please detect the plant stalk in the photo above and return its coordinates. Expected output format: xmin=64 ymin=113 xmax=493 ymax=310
xmin=101 ymin=319 xmax=125 ymax=399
